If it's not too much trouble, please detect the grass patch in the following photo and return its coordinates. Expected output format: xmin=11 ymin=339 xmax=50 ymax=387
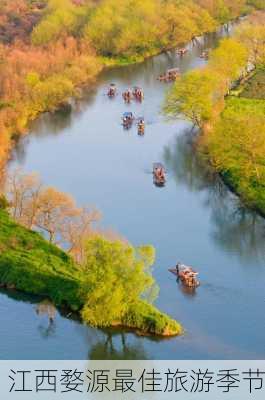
xmin=0 ymin=209 xmax=85 ymax=310
xmin=121 ymin=301 xmax=183 ymax=336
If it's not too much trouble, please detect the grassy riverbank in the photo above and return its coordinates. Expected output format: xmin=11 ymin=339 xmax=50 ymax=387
xmin=0 ymin=209 xmax=182 ymax=336
xmin=165 ymin=11 xmax=265 ymax=217
xmin=204 ymin=71 xmax=265 ymax=216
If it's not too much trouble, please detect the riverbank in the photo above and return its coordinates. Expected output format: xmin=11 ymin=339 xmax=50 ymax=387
xmin=0 ymin=208 xmax=182 ymax=336
xmin=202 ymin=70 xmax=265 ymax=216
xmin=165 ymin=11 xmax=265 ymax=218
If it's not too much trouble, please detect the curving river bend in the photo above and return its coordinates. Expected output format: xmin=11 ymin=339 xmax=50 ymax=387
xmin=1 ymin=25 xmax=265 ymax=360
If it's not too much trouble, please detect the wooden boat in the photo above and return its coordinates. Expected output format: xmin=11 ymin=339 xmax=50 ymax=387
xmin=158 ymin=68 xmax=180 ymax=82
xmin=167 ymin=68 xmax=180 ymax=80
xmin=153 ymin=162 xmax=166 ymax=186
xmin=137 ymin=117 xmax=145 ymax=135
xmin=122 ymin=112 xmax=134 ymax=128
xmin=133 ymin=86 xmax=144 ymax=101
xmin=199 ymin=51 xmax=209 ymax=60
xmin=107 ymin=83 xmax=117 ymax=97
xmin=169 ymin=264 xmax=200 ymax=288
xmin=177 ymin=48 xmax=188 ymax=56
xmin=122 ymin=89 xmax=133 ymax=103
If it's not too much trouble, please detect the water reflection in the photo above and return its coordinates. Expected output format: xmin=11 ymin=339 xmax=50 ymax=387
xmin=164 ymin=129 xmax=265 ymax=264
xmin=0 ymin=288 xmax=149 ymax=358
xmin=36 ymin=300 xmax=57 ymax=338
xmin=86 ymin=330 xmax=147 ymax=360
xmin=30 ymin=107 xmax=74 ymax=137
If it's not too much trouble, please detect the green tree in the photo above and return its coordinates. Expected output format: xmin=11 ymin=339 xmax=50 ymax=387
xmin=30 ymin=74 xmax=74 ymax=115
xmin=209 ymin=38 xmax=248 ymax=82
xmin=205 ymin=100 xmax=265 ymax=184
xmin=81 ymin=236 xmax=157 ymax=327
xmin=165 ymin=68 xmax=223 ymax=128
xmin=84 ymin=0 xmax=161 ymax=57
xmin=31 ymin=0 xmax=90 ymax=45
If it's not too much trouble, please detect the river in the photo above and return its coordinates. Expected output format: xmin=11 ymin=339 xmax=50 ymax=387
xmin=1 ymin=25 xmax=265 ymax=360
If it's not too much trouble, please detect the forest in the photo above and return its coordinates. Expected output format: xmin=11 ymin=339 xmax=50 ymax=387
xmin=0 ymin=0 xmax=263 ymax=176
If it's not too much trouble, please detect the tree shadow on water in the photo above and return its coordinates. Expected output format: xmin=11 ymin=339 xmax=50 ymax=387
xmin=163 ymin=129 xmax=265 ymax=265
xmin=87 ymin=330 xmax=148 ymax=360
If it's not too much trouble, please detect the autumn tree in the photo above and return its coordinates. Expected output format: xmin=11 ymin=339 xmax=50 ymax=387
xmin=61 ymin=206 xmax=101 ymax=263
xmin=32 ymin=186 xmax=76 ymax=243
xmin=6 ymin=168 xmax=41 ymax=226
xmin=5 ymin=169 xmax=101 ymax=256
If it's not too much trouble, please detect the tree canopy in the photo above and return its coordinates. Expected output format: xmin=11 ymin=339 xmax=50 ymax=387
xmin=165 ymin=68 xmax=223 ymax=128
xmin=81 ymin=236 xmax=157 ymax=327
xmin=165 ymin=36 xmax=249 ymax=128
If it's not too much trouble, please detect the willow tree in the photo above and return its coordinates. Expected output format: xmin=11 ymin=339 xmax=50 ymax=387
xmin=165 ymin=68 xmax=223 ymax=128
xmin=81 ymin=236 xmax=157 ymax=327
xmin=209 ymin=38 xmax=248 ymax=83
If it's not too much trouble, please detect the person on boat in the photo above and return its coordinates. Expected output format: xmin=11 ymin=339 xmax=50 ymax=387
xmin=108 ymin=84 xmax=116 ymax=97
xmin=175 ymin=262 xmax=181 ymax=276
xmin=157 ymin=167 xmax=165 ymax=180
xmin=135 ymin=88 xmax=143 ymax=100
xmin=138 ymin=119 xmax=145 ymax=134
xmin=123 ymin=112 xmax=133 ymax=127
xmin=125 ymin=88 xmax=132 ymax=102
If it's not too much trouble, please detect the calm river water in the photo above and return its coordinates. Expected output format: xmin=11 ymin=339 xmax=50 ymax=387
xmin=1 ymin=25 xmax=265 ymax=359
